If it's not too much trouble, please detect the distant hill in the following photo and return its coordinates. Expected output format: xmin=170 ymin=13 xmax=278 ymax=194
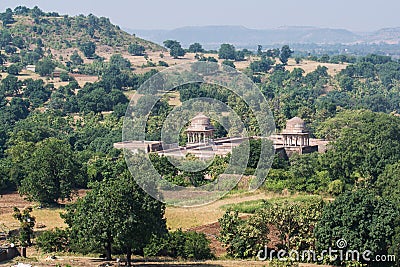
xmin=127 ymin=25 xmax=359 ymax=49
xmin=127 ymin=25 xmax=400 ymax=49
xmin=365 ymin=27 xmax=400 ymax=44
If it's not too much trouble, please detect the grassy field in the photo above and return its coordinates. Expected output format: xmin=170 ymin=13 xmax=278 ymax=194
xmin=165 ymin=190 xmax=280 ymax=230
xmin=0 ymin=190 xmax=322 ymax=231
xmin=0 ymin=190 xmax=278 ymax=231
xmin=221 ymin=194 xmax=324 ymax=214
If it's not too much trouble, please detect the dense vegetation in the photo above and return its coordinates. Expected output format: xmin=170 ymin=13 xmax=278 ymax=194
xmin=1 ymin=6 xmax=400 ymax=267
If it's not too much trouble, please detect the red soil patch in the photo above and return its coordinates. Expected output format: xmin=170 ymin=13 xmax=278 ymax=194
xmin=0 ymin=192 xmax=31 ymax=216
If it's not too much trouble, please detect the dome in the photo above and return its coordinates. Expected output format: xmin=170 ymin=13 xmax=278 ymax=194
xmin=192 ymin=114 xmax=210 ymax=125
xmin=283 ymin=117 xmax=307 ymax=133
xmin=187 ymin=113 xmax=214 ymax=131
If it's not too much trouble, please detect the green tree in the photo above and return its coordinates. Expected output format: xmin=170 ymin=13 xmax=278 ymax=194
xmin=261 ymin=197 xmax=324 ymax=251
xmin=250 ymin=56 xmax=274 ymax=73
xmin=128 ymin=43 xmax=145 ymax=56
xmin=18 ymin=138 xmax=82 ymax=204
xmin=188 ymin=42 xmax=204 ymax=53
xmin=163 ymin=39 xmax=179 ymax=49
xmin=1 ymin=74 xmax=21 ymax=96
xmin=79 ymin=41 xmax=96 ymax=58
xmin=218 ymin=209 xmax=269 ymax=258
xmin=222 ymin=60 xmax=236 ymax=69
xmin=0 ymin=8 xmax=15 ymax=26
xmin=70 ymin=51 xmax=83 ymax=65
xmin=144 ymin=229 xmax=213 ymax=260
xmin=319 ymin=110 xmax=400 ymax=185
xmin=63 ymin=156 xmax=166 ymax=266
xmin=257 ymin=45 xmax=263 ymax=56
xmin=109 ymin=53 xmax=131 ymax=69
xmin=279 ymin=45 xmax=293 ymax=65
xmin=0 ymin=30 xmax=12 ymax=49
xmin=163 ymin=40 xmax=185 ymax=59
xmin=0 ymin=52 xmax=7 ymax=65
xmin=314 ymin=189 xmax=399 ymax=266
xmin=7 ymin=64 xmax=21 ymax=75
xmin=4 ymin=45 xmax=17 ymax=54
xmin=376 ymin=161 xmax=400 ymax=206
xmin=218 ymin=43 xmax=236 ymax=60
xmin=13 ymin=207 xmax=35 ymax=247
xmin=35 ymin=57 xmax=56 ymax=76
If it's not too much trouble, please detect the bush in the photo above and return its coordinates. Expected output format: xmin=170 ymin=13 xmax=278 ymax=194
xmin=59 ymin=72 xmax=73 ymax=82
xmin=144 ymin=229 xmax=213 ymax=260
xmin=158 ymin=61 xmax=169 ymax=67
xmin=327 ymin=179 xmax=344 ymax=196
xmin=269 ymin=258 xmax=299 ymax=267
xmin=218 ymin=210 xmax=269 ymax=258
xmin=7 ymin=64 xmax=21 ymax=75
xmin=36 ymin=228 xmax=70 ymax=253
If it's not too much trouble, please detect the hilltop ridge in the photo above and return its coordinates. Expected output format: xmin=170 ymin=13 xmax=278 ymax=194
xmin=0 ymin=6 xmax=164 ymax=54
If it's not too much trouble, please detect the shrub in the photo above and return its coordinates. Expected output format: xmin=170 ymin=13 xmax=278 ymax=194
xmin=218 ymin=210 xmax=269 ymax=258
xmin=158 ymin=61 xmax=169 ymax=67
xmin=59 ymin=72 xmax=73 ymax=82
xmin=36 ymin=228 xmax=70 ymax=253
xmin=327 ymin=179 xmax=344 ymax=196
xmin=144 ymin=229 xmax=213 ymax=260
xmin=269 ymin=258 xmax=299 ymax=267
xmin=7 ymin=64 xmax=21 ymax=75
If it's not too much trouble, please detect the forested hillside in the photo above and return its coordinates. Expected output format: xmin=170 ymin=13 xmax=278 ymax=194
xmin=0 ymin=6 xmax=162 ymax=52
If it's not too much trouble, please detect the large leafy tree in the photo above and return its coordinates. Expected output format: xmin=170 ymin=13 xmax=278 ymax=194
xmin=128 ymin=43 xmax=145 ymax=56
xmin=1 ymin=75 xmax=21 ymax=96
xmin=376 ymin=161 xmax=400 ymax=206
xmin=0 ymin=8 xmax=15 ymax=26
xmin=319 ymin=110 xmax=400 ymax=185
xmin=314 ymin=189 xmax=399 ymax=265
xmin=218 ymin=43 xmax=236 ymax=60
xmin=218 ymin=209 xmax=269 ymax=258
xmin=70 ymin=51 xmax=84 ymax=65
xmin=18 ymin=138 xmax=82 ymax=204
xmin=261 ymin=197 xmax=324 ymax=251
xmin=79 ymin=41 xmax=96 ymax=58
xmin=163 ymin=40 xmax=185 ymax=59
xmin=35 ymin=57 xmax=56 ymax=77
xmin=188 ymin=42 xmax=204 ymax=53
xmin=63 ymin=156 xmax=166 ymax=266
xmin=250 ymin=56 xmax=274 ymax=73
xmin=279 ymin=45 xmax=293 ymax=65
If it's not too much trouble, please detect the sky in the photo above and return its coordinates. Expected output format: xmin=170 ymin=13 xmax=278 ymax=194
xmin=0 ymin=0 xmax=399 ymax=32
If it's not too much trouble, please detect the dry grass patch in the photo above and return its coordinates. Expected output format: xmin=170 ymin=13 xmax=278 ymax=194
xmin=165 ymin=191 xmax=278 ymax=230
xmin=286 ymin=58 xmax=347 ymax=75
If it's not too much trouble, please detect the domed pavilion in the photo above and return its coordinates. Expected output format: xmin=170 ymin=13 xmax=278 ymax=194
xmin=186 ymin=113 xmax=215 ymax=144
xmin=282 ymin=117 xmax=310 ymax=147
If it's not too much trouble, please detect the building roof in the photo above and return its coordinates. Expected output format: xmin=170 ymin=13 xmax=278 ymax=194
xmin=186 ymin=113 xmax=215 ymax=132
xmin=282 ymin=117 xmax=308 ymax=134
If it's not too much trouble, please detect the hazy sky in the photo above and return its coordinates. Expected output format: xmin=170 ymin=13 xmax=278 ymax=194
xmin=0 ymin=0 xmax=399 ymax=32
